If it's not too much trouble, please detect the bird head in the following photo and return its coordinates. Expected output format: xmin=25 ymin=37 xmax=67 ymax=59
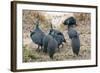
xmin=63 ymin=16 xmax=77 ymax=26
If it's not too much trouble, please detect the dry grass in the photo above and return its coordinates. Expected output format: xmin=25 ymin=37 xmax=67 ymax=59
xmin=22 ymin=10 xmax=91 ymax=62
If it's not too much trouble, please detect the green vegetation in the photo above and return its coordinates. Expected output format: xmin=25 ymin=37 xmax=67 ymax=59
xmin=23 ymin=46 xmax=40 ymax=62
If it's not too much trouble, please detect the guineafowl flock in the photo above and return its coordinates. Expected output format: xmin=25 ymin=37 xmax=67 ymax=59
xmin=30 ymin=16 xmax=80 ymax=59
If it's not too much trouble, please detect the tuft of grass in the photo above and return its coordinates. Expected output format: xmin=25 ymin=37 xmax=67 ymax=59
xmin=23 ymin=46 xmax=40 ymax=62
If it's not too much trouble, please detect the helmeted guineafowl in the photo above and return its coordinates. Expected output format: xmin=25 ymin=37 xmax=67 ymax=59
xmin=43 ymin=34 xmax=58 ymax=59
xmin=30 ymin=23 xmax=45 ymax=51
xmin=63 ymin=17 xmax=80 ymax=56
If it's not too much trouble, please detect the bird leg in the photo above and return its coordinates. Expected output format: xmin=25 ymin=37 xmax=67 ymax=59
xmin=36 ymin=45 xmax=40 ymax=52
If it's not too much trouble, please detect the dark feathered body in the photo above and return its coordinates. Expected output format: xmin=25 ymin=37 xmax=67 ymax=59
xmin=68 ymin=26 xmax=77 ymax=39
xmin=49 ymin=29 xmax=66 ymax=48
xmin=71 ymin=35 xmax=80 ymax=56
xmin=47 ymin=36 xmax=58 ymax=59
xmin=42 ymin=35 xmax=51 ymax=53
xmin=43 ymin=35 xmax=58 ymax=59
xmin=68 ymin=26 xmax=80 ymax=56
xmin=30 ymin=24 xmax=45 ymax=49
